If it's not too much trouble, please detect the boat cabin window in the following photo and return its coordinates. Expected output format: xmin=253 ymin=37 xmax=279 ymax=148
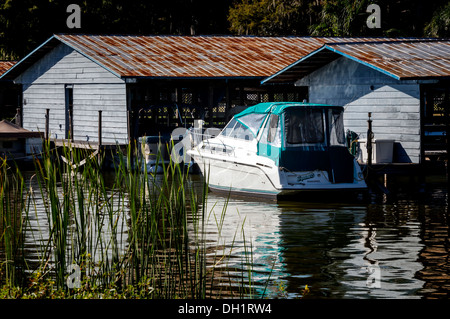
xmin=328 ymin=109 xmax=346 ymax=146
xmin=260 ymin=114 xmax=281 ymax=147
xmin=285 ymin=108 xmax=325 ymax=145
xmin=267 ymin=114 xmax=280 ymax=143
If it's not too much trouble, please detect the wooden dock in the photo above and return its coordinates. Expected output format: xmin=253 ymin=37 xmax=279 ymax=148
xmin=52 ymin=139 xmax=126 ymax=150
xmin=360 ymin=160 xmax=447 ymax=195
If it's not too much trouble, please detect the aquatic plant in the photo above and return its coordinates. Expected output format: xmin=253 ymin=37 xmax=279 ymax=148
xmin=0 ymin=139 xmax=255 ymax=299
xmin=0 ymin=158 xmax=26 ymax=287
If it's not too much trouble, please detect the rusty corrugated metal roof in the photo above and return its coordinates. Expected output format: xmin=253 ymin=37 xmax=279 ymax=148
xmin=54 ymin=35 xmax=406 ymax=79
xmin=55 ymin=35 xmax=333 ymax=78
xmin=264 ymin=39 xmax=450 ymax=83
xmin=0 ymin=61 xmax=16 ymax=76
xmin=325 ymin=40 xmax=450 ymax=79
xmin=2 ymin=35 xmax=436 ymax=81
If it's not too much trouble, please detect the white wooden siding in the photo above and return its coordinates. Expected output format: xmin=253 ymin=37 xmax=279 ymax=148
xmin=296 ymin=57 xmax=421 ymax=163
xmin=16 ymin=43 xmax=128 ymax=145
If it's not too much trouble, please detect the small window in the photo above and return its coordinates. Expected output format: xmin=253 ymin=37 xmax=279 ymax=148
xmin=329 ymin=109 xmax=346 ymax=146
xmin=267 ymin=114 xmax=279 ymax=143
xmin=285 ymin=109 xmax=324 ymax=145
xmin=260 ymin=114 xmax=281 ymax=147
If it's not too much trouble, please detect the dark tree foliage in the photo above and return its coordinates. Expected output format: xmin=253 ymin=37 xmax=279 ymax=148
xmin=0 ymin=0 xmax=449 ymax=60
xmin=425 ymin=2 xmax=450 ymax=38
xmin=0 ymin=0 xmax=233 ymax=59
xmin=228 ymin=0 xmax=450 ymax=37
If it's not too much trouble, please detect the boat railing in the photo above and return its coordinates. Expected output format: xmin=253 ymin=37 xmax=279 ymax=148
xmin=187 ymin=128 xmax=238 ymax=157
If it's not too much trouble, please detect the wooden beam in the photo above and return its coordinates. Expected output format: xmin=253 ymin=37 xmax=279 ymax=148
xmin=45 ymin=108 xmax=50 ymax=141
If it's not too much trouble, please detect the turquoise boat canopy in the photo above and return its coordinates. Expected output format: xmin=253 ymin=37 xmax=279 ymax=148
xmin=224 ymin=102 xmax=352 ymax=181
xmin=231 ymin=102 xmax=344 ymax=140
xmin=233 ymin=102 xmax=344 ymax=139
xmin=234 ymin=102 xmax=343 ymax=117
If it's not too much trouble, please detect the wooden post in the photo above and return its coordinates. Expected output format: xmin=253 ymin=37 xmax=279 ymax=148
xmin=176 ymin=86 xmax=182 ymax=126
xmin=98 ymin=110 xmax=102 ymax=148
xmin=367 ymin=112 xmax=373 ymax=167
xmin=366 ymin=112 xmax=374 ymax=191
xmin=208 ymin=85 xmax=214 ymax=127
xmin=15 ymin=108 xmax=21 ymax=126
xmin=127 ymin=109 xmax=135 ymax=170
xmin=45 ymin=108 xmax=50 ymax=141
xmin=98 ymin=110 xmax=102 ymax=166
xmin=127 ymin=109 xmax=131 ymax=144
xmin=69 ymin=108 xmax=74 ymax=142
xmin=445 ymin=90 xmax=450 ymax=189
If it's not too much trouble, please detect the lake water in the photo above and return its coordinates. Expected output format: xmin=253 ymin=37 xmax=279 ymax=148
xmin=192 ymin=174 xmax=450 ymax=299
xmin=6 ymin=171 xmax=450 ymax=299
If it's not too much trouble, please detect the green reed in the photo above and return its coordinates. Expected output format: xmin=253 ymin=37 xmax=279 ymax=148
xmin=0 ymin=158 xmax=25 ymax=287
xmin=0 ymin=138 xmax=256 ymax=298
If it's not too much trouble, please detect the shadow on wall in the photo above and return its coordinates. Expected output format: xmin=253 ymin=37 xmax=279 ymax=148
xmin=394 ymin=142 xmax=412 ymax=163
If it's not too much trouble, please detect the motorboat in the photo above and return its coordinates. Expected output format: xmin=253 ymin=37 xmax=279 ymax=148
xmin=187 ymin=102 xmax=367 ymax=198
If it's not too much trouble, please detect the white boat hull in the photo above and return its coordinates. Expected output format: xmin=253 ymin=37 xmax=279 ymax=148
xmin=189 ymin=149 xmax=367 ymax=198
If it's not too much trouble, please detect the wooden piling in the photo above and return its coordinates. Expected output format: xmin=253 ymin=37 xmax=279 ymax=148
xmin=98 ymin=110 xmax=102 ymax=148
xmin=127 ymin=109 xmax=135 ymax=170
xmin=98 ymin=110 xmax=102 ymax=165
xmin=15 ymin=108 xmax=21 ymax=126
xmin=445 ymin=89 xmax=450 ymax=189
xmin=367 ymin=112 xmax=373 ymax=168
xmin=45 ymin=108 xmax=50 ymax=141
xmin=366 ymin=112 xmax=373 ymax=191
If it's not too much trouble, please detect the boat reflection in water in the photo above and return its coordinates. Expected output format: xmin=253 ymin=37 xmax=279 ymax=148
xmin=188 ymin=102 xmax=367 ymax=199
xmin=196 ymin=176 xmax=449 ymax=299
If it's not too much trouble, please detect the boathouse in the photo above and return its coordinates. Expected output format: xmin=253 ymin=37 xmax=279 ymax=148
xmin=0 ymin=34 xmax=410 ymax=149
xmin=0 ymin=34 xmax=330 ymax=148
xmin=263 ymin=39 xmax=450 ymax=165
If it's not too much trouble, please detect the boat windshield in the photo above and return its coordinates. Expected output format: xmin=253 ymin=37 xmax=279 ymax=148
xmin=236 ymin=113 xmax=267 ymax=137
xmin=220 ymin=118 xmax=257 ymax=141
xmin=221 ymin=118 xmax=237 ymax=136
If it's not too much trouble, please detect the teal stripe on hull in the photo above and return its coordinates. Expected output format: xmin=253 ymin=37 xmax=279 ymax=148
xmin=208 ymin=184 xmax=280 ymax=196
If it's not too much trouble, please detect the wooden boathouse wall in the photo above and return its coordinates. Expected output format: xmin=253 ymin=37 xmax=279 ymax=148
xmin=14 ymin=43 xmax=129 ymax=145
xmin=9 ymin=40 xmax=309 ymax=148
xmin=295 ymin=56 xmax=422 ymax=164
